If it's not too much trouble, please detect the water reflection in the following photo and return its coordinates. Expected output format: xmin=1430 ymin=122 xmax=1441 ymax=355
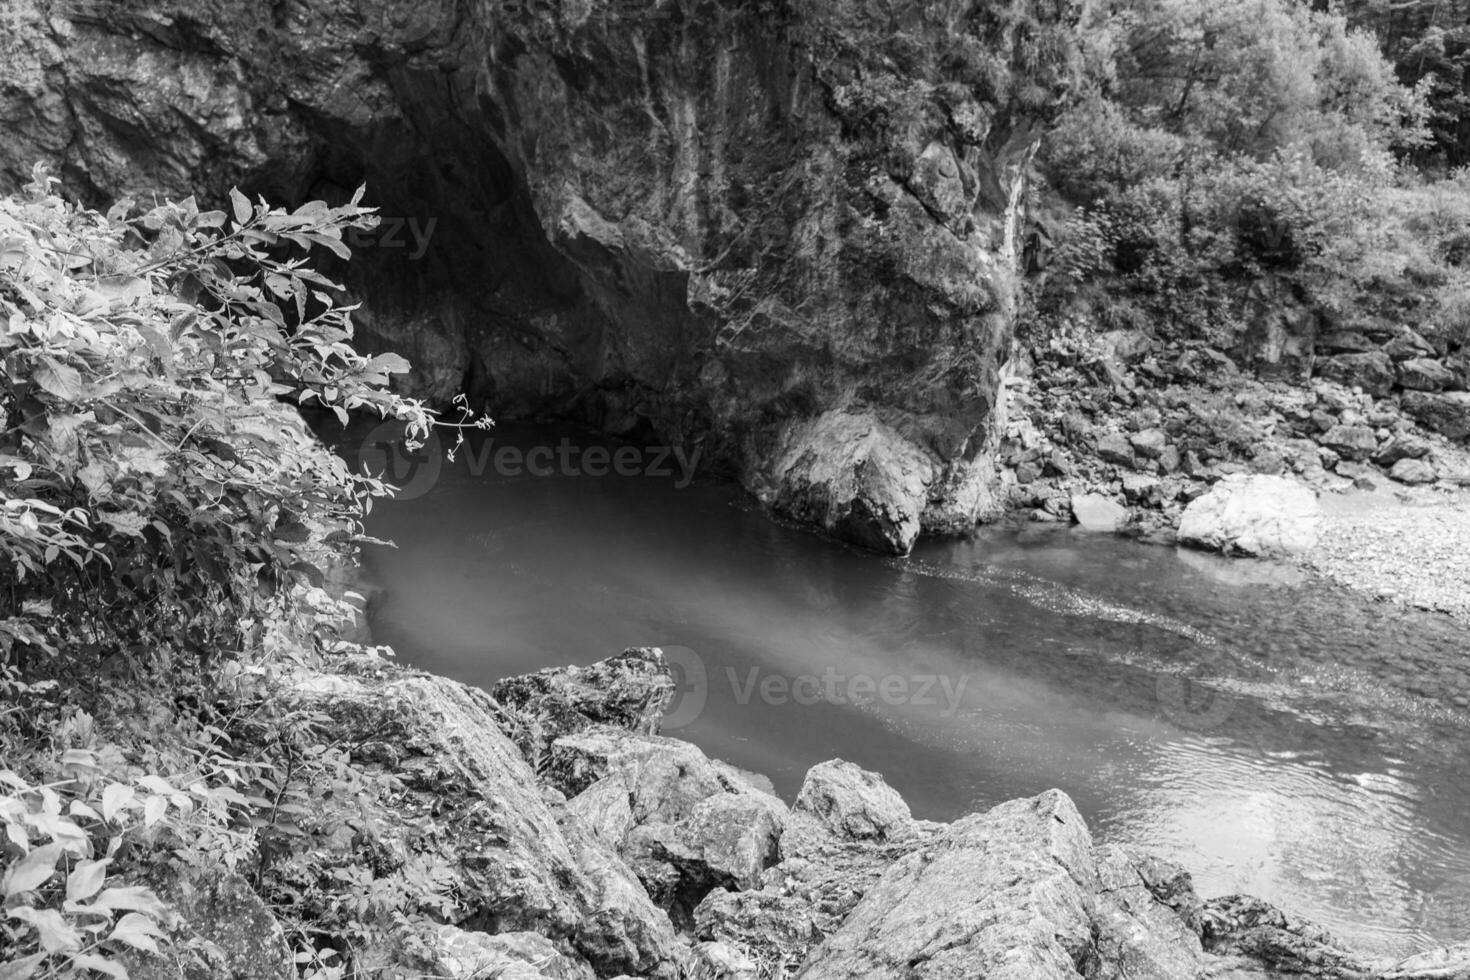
xmin=334 ymin=422 xmax=1470 ymax=958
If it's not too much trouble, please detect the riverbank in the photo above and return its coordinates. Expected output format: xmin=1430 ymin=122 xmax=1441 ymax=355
xmin=1306 ymin=485 xmax=1470 ymax=622
xmin=151 ymin=646 xmax=1470 ymax=980
xmin=998 ymin=325 xmax=1470 ymax=622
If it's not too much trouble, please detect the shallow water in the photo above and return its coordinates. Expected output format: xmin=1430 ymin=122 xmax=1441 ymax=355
xmin=339 ymin=422 xmax=1470 ymax=958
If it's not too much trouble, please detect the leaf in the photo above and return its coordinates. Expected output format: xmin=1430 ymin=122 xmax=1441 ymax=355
xmin=273 ymin=522 xmax=311 ymax=543
xmin=67 ymin=953 xmax=129 ymax=979
xmin=87 ymin=886 xmax=168 ymax=918
xmin=9 ymin=906 xmax=82 ymax=953
xmin=66 ymin=858 xmax=111 ymax=903
xmin=101 ymin=784 xmax=134 ymax=823
xmin=3 ymin=841 xmax=62 ymax=897
xmin=0 ymin=953 xmax=46 ymax=980
xmin=229 ymin=188 xmax=252 ymax=227
xmin=106 ymin=913 xmax=164 ymax=954
xmin=288 ymin=561 xmax=325 ymax=589
xmin=366 ymin=353 xmax=412 ymax=375
xmin=142 ymin=795 xmax=167 ymax=828
xmin=34 ymin=357 xmax=84 ymax=401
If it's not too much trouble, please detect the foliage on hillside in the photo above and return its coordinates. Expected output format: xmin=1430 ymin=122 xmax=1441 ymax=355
xmin=0 ymin=168 xmax=482 ymax=978
xmin=1032 ymin=0 xmax=1470 ymax=361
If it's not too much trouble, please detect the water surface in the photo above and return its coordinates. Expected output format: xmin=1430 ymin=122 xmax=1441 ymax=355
xmin=340 ymin=422 xmax=1470 ymax=957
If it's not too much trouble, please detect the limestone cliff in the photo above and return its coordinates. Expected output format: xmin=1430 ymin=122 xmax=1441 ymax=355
xmin=0 ymin=0 xmax=1085 ymax=551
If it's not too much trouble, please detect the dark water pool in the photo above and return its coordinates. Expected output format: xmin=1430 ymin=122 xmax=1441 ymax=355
xmin=338 ymin=422 xmax=1470 ymax=957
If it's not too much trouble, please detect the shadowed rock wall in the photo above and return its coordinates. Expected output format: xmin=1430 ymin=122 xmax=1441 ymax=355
xmin=0 ymin=0 xmax=1084 ymax=551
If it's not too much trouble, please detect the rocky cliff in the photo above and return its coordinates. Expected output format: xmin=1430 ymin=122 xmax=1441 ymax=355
xmin=0 ymin=0 xmax=1087 ymax=552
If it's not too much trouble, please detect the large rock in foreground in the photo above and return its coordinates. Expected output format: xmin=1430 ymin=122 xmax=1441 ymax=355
xmin=1177 ymin=474 xmax=1322 ymax=558
xmin=286 ymin=661 xmax=685 ymax=980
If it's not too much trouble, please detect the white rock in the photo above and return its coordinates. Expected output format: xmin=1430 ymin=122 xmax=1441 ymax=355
xmin=1177 ymin=474 xmax=1321 ymax=557
xmin=1071 ymin=493 xmax=1129 ymax=532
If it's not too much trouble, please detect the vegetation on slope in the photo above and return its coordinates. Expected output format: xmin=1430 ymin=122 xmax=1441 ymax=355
xmin=0 ymin=166 xmax=483 ymax=978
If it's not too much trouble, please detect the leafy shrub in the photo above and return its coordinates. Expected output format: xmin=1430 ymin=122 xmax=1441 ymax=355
xmin=0 ymin=167 xmax=489 ymax=978
xmin=0 ymin=165 xmax=472 ymax=680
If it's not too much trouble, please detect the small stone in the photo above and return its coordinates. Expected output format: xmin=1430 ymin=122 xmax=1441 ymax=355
xmin=1128 ymin=428 xmax=1168 ymax=459
xmin=1096 ymin=433 xmax=1135 ymax=465
xmin=1389 ymin=458 xmax=1437 ymax=484
xmin=1320 ymin=424 xmax=1378 ymax=461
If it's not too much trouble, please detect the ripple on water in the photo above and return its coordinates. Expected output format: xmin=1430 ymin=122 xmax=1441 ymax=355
xmin=339 ymin=424 xmax=1470 ymax=960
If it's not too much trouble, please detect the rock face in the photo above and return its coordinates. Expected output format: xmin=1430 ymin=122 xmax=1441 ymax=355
xmin=286 ymin=661 xmax=685 ymax=979
xmin=489 ymin=647 xmax=676 ymax=763
xmin=793 ymin=759 xmax=915 ymax=842
xmin=1177 ymin=474 xmax=1323 ymax=558
xmin=0 ymin=0 xmax=1086 ymax=553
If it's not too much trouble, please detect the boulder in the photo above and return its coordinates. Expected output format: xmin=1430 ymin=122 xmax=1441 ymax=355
xmin=1373 ymin=433 xmax=1431 ymax=466
xmin=1383 ymin=328 xmax=1437 ymax=360
xmin=763 ymin=411 xmax=936 ymax=555
xmin=1096 ymin=432 xmax=1136 ymax=465
xmin=1319 ymin=424 xmax=1378 ymax=460
xmin=793 ymin=760 xmax=914 ymax=842
xmin=489 ymin=647 xmax=676 ymax=762
xmin=1121 ymin=472 xmax=1163 ymax=505
xmin=421 ymin=927 xmax=594 ymax=980
xmin=1129 ymin=428 xmax=1168 ymax=459
xmin=796 ymin=791 xmax=1186 ymax=980
xmin=1402 ymin=391 xmax=1470 ymax=441
xmin=124 ymin=866 xmax=294 ymax=980
xmin=1397 ymin=358 xmax=1456 ymax=392
xmin=558 ymin=729 xmax=787 ymax=924
xmin=1177 ymin=474 xmax=1322 ymax=558
xmin=1071 ymin=493 xmax=1129 ymax=532
xmin=1316 ymin=352 xmax=1395 ymax=396
xmin=1389 ymin=458 xmax=1437 ymax=484
xmin=1315 ymin=330 xmax=1375 ymax=353
xmin=287 ymin=664 xmax=685 ymax=979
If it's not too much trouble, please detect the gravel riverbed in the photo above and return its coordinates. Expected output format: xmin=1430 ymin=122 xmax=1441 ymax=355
xmin=1305 ymin=486 xmax=1470 ymax=623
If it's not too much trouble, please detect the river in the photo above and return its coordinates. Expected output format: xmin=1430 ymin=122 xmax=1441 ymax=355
xmin=337 ymin=420 xmax=1470 ymax=958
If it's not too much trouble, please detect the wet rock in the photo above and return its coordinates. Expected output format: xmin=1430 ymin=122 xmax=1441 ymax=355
xmin=794 ymin=760 xmax=914 ymax=843
xmin=1177 ymin=474 xmax=1322 ymax=558
xmin=1317 ymin=352 xmax=1395 ymax=396
xmin=287 ymin=664 xmax=685 ymax=979
xmin=764 ymin=411 xmax=935 ymax=555
xmin=1200 ymin=894 xmax=1366 ymax=977
xmin=1389 ymin=458 xmax=1437 ymax=484
xmin=490 ymin=648 xmax=676 ymax=763
xmin=1403 ymin=391 xmax=1470 ymax=441
xmin=1319 ymin=424 xmax=1379 ymax=461
xmin=1071 ymin=493 xmax=1129 ymax=532
xmin=1398 ymin=358 xmax=1456 ymax=392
